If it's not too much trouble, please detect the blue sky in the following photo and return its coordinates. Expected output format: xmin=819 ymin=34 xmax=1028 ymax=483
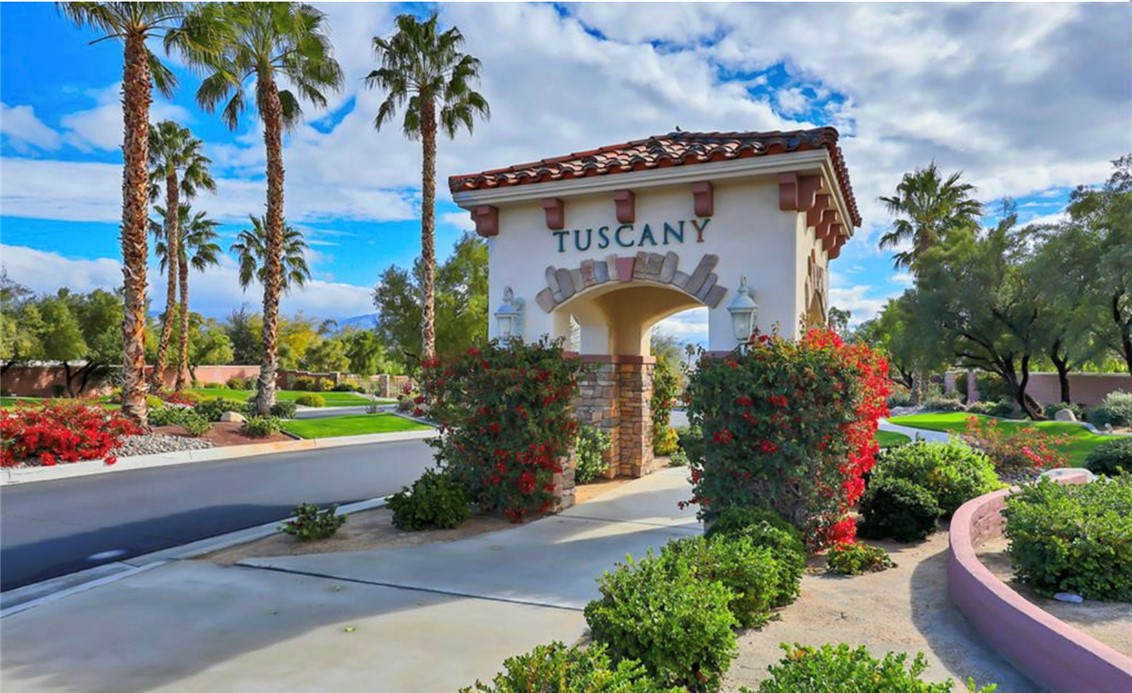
xmin=2 ymin=2 xmax=1129 ymax=344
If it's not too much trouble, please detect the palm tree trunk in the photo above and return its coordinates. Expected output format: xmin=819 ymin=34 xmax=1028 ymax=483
xmin=151 ymin=172 xmax=180 ymax=391
xmin=420 ymin=97 xmax=437 ymax=363
xmin=176 ymin=250 xmax=190 ymax=391
xmin=120 ymin=30 xmax=152 ymax=429
xmin=254 ymin=76 xmax=285 ymax=414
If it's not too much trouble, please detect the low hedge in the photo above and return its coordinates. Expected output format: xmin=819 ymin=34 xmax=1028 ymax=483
xmin=705 ymin=506 xmax=805 ymax=607
xmin=871 ymin=440 xmax=1000 ymax=517
xmin=584 ymin=549 xmax=738 ymax=692
xmin=663 ymin=535 xmax=784 ymax=628
xmin=858 ymin=477 xmax=940 ymax=543
xmin=295 ymin=393 xmax=325 ymax=408
xmin=1003 ymin=475 xmax=1132 ymax=601
xmin=1084 ymin=438 xmax=1132 ymax=476
xmin=388 ymin=467 xmax=470 ymax=530
xmin=751 ymin=643 xmax=996 ymax=693
xmin=826 ymin=542 xmax=895 ymax=576
xmin=460 ymin=641 xmax=679 ymax=693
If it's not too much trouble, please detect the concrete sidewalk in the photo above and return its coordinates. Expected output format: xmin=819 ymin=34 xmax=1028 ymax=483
xmin=0 ymin=468 xmax=699 ymax=693
xmin=878 ymin=418 xmax=953 ymax=443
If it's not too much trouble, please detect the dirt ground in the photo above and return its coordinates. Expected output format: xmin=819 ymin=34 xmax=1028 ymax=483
xmin=976 ymin=536 xmax=1132 ymax=656
xmin=200 ymin=461 xmax=654 ymax=565
xmin=723 ymin=532 xmax=1039 ymax=692
xmin=154 ymin=421 xmax=294 ymax=446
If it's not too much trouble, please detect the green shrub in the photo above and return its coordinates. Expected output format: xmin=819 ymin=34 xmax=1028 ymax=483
xmin=148 ymin=405 xmax=184 ymax=427
xmin=460 ymin=641 xmax=679 ymax=693
xmin=242 ymin=415 xmax=282 ymax=438
xmin=827 ymin=542 xmax=895 ymax=576
xmin=388 ymin=467 xmax=470 ymax=531
xmin=675 ymin=426 xmax=702 ymax=464
xmin=1003 ymin=476 xmax=1132 ymax=601
xmin=332 ymin=382 xmax=355 ymax=392
xmin=313 ymin=378 xmax=331 ymax=392
xmin=146 ymin=394 xmax=164 ymax=410
xmin=872 ymin=440 xmax=1000 ymax=517
xmin=225 ymin=376 xmax=250 ymax=390
xmin=753 ymin=643 xmax=996 ymax=693
xmin=966 ymin=401 xmax=998 ymax=415
xmin=270 ymin=400 xmax=298 ymax=418
xmin=651 ymin=353 xmax=680 ymax=452
xmin=653 ymin=425 xmax=679 ymax=456
xmin=975 ymin=373 xmax=1011 ymax=404
xmin=292 ymin=377 xmax=315 ymax=391
xmin=887 ymin=384 xmax=913 ymax=408
xmin=202 ymin=382 xmax=223 ymax=389
xmin=662 ymin=535 xmax=783 ymax=628
xmin=575 ymin=424 xmax=612 ymax=484
xmin=858 ymin=477 xmax=940 ymax=543
xmin=704 ymin=507 xmax=805 ymax=607
xmin=178 ymin=411 xmax=212 ymax=437
xmin=295 ymin=393 xmax=325 ymax=408
xmin=922 ymin=394 xmax=964 ymax=412
xmin=280 ymin=502 xmax=346 ymax=541
xmin=1043 ymin=402 xmax=1085 ymax=420
xmin=1084 ymin=438 xmax=1132 ymax=476
xmin=192 ymin=396 xmax=250 ymax=422
xmin=668 ymin=447 xmax=689 ymax=467
xmin=584 ymin=550 xmax=738 ymax=692
xmin=1098 ymin=391 xmax=1132 ymax=426
xmin=989 ymin=399 xmax=1017 ymax=418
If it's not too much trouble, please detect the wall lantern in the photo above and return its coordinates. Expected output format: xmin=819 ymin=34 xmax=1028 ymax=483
xmin=726 ymin=276 xmax=758 ymax=346
xmin=494 ymin=286 xmax=525 ymax=339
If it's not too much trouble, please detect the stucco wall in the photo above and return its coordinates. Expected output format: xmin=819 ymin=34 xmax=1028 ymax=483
xmin=1025 ymin=373 xmax=1132 ymax=406
xmin=487 ymin=177 xmax=806 ymax=352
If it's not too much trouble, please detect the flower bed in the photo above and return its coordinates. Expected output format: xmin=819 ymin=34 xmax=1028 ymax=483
xmin=1 ymin=400 xmax=140 ymax=467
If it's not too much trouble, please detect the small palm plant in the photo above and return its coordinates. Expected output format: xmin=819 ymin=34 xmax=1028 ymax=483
xmin=230 ymin=215 xmax=312 ymax=294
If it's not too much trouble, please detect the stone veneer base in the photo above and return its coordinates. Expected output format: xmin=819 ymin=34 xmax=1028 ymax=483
xmin=947 ymin=473 xmax=1132 ymax=693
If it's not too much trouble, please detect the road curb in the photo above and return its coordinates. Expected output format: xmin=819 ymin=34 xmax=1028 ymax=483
xmin=0 ymin=496 xmax=389 ymax=619
xmin=0 ymin=429 xmax=438 ymax=486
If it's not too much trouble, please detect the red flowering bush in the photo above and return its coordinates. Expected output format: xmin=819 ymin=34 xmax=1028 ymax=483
xmin=1 ymin=400 xmax=140 ymax=467
xmin=961 ymin=415 xmax=1068 ymax=475
xmin=684 ymin=328 xmax=889 ymax=550
xmin=420 ymin=337 xmax=584 ymax=522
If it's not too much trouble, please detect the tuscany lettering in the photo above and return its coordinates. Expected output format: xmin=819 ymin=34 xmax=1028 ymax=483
xmin=552 ymin=218 xmax=711 ymax=253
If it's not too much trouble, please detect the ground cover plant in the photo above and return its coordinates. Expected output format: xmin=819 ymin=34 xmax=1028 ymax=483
xmin=1003 ymin=475 xmax=1132 ymax=601
xmin=1 ymin=400 xmax=139 ymax=467
xmin=1084 ymin=438 xmax=1132 ymax=476
xmin=684 ymin=328 xmax=889 ymax=549
xmin=460 ymin=641 xmax=680 ymax=693
xmin=388 ymin=467 xmax=470 ymax=530
xmin=870 ymin=440 xmax=1000 ymax=516
xmin=280 ymin=502 xmax=346 ymax=541
xmin=826 ymin=542 xmax=896 ymax=576
xmin=280 ymin=413 xmax=430 ymax=439
xmin=888 ymin=412 xmax=1108 ymax=466
xmin=420 ymin=337 xmax=583 ymax=522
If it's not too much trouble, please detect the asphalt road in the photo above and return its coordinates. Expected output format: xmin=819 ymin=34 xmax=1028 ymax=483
xmin=0 ymin=440 xmax=436 ymax=592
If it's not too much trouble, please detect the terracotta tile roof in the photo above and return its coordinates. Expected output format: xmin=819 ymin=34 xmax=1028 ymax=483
xmin=449 ymin=127 xmax=861 ymax=227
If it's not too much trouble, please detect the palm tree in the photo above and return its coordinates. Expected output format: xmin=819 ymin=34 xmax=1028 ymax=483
xmin=878 ymin=162 xmax=983 ymax=271
xmin=230 ymin=215 xmax=312 ymax=294
xmin=194 ymin=2 xmax=342 ymax=414
xmin=151 ymin=204 xmax=221 ymax=390
xmin=147 ymin=120 xmax=215 ymax=390
xmin=59 ymin=2 xmax=226 ymax=427
xmin=366 ymin=12 xmax=490 ymax=363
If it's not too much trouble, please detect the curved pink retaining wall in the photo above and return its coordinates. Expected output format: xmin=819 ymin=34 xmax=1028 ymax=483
xmin=948 ymin=474 xmax=1132 ymax=693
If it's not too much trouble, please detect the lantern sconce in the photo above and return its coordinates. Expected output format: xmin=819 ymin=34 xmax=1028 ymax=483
xmin=726 ymin=276 xmax=758 ymax=349
xmin=494 ymin=286 xmax=525 ymax=339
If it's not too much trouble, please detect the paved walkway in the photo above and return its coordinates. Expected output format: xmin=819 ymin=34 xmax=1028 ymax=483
xmin=878 ymin=418 xmax=953 ymax=443
xmin=0 ymin=468 xmax=700 ymax=693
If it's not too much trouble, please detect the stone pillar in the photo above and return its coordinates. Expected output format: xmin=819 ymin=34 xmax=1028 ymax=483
xmin=616 ymin=358 xmax=654 ymax=478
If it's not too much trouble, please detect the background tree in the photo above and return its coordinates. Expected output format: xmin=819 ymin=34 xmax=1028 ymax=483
xmin=366 ymin=12 xmax=489 ymax=363
xmin=230 ymin=215 xmax=312 ymax=294
xmin=373 ymin=233 xmax=488 ymax=367
xmin=302 ymin=336 xmax=350 ymax=373
xmin=60 ymin=2 xmax=225 ymax=426
xmin=190 ymin=318 xmax=235 ymax=374
xmin=196 ymin=2 xmax=342 ymax=414
xmin=276 ymin=314 xmax=323 ymax=370
xmin=37 ymin=298 xmax=87 ymax=397
xmin=147 ymin=120 xmax=215 ymax=388
xmin=339 ymin=328 xmax=399 ymax=376
xmin=0 ymin=273 xmax=43 ymax=375
xmin=224 ymin=306 xmax=263 ymax=365
xmin=152 ymin=203 xmax=221 ymax=389
xmin=827 ymin=306 xmax=851 ymax=335
xmin=878 ymin=162 xmax=983 ymax=271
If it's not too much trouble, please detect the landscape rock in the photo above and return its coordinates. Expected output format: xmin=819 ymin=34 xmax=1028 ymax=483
xmin=220 ymin=411 xmax=246 ymax=423
xmin=112 ymin=434 xmax=214 ymax=458
xmin=1053 ymin=408 xmax=1078 ymax=422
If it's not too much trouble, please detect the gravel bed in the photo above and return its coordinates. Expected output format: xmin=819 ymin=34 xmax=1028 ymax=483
xmin=113 ymin=434 xmax=214 ymax=458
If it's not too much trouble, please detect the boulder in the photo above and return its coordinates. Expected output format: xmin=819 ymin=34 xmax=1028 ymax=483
xmin=1053 ymin=408 xmax=1078 ymax=422
xmin=220 ymin=411 xmax=246 ymax=423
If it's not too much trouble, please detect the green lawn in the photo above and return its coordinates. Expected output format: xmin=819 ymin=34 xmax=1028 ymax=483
xmin=1 ymin=396 xmax=122 ymax=410
xmin=1 ymin=396 xmax=39 ymax=407
xmin=188 ymin=387 xmax=374 ymax=407
xmin=281 ymin=413 xmax=432 ymax=439
xmin=888 ymin=412 xmax=1113 ymax=466
xmin=876 ymin=430 xmax=912 ymax=448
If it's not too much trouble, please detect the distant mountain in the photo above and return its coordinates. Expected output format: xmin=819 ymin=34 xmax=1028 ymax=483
xmin=335 ymin=312 xmax=379 ymax=332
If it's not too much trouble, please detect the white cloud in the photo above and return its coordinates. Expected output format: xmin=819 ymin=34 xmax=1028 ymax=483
xmin=891 ymin=272 xmax=913 ymax=287
xmin=775 ymin=88 xmax=808 ymax=116
xmin=828 ymin=285 xmax=897 ymax=326
xmin=0 ymin=244 xmax=374 ymax=320
xmin=0 ymin=103 xmax=62 ymax=153
xmin=654 ymin=307 xmax=709 ymax=345
xmin=59 ymin=82 xmax=193 ymax=152
xmin=440 ymin=211 xmax=474 ymax=231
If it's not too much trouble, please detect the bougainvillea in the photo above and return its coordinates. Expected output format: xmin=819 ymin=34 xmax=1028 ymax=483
xmin=419 ymin=336 xmax=585 ymax=522
xmin=683 ymin=328 xmax=889 ymax=550
xmin=961 ymin=415 xmax=1068 ymax=474
xmin=1 ymin=400 xmax=140 ymax=467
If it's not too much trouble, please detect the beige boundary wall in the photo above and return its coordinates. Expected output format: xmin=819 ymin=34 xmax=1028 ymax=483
xmin=947 ymin=370 xmax=1131 ymax=406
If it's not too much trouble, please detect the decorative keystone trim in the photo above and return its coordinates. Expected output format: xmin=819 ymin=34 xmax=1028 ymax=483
xmin=692 ymin=181 xmax=714 ymax=217
xmin=473 ymin=205 xmax=499 ymax=237
xmin=538 ymin=253 xmax=728 ymax=313
xmin=542 ymin=198 xmax=565 ymax=230
xmin=613 ymin=190 xmax=635 ymax=223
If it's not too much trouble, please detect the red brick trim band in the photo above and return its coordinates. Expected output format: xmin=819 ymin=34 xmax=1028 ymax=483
xmin=948 ymin=476 xmax=1132 ymax=693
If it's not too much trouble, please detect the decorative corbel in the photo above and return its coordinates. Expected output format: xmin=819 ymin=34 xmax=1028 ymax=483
xmin=613 ymin=190 xmax=635 ymax=223
xmin=777 ymin=173 xmax=797 ymax=211
xmin=807 ymin=193 xmax=831 ymax=228
xmin=473 ymin=205 xmax=499 ymax=238
xmin=691 ymin=181 xmax=714 ymax=217
xmin=542 ymin=198 xmax=565 ymax=230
